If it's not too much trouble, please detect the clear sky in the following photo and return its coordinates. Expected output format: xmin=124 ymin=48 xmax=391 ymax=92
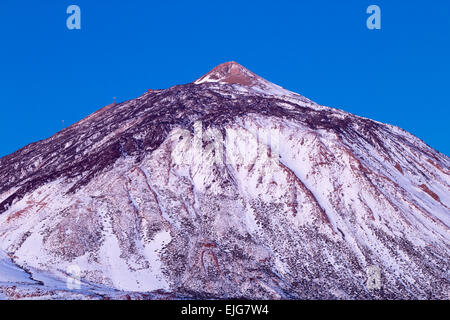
xmin=0 ymin=0 xmax=449 ymax=157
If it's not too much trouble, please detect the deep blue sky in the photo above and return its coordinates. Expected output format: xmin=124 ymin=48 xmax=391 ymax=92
xmin=0 ymin=0 xmax=449 ymax=157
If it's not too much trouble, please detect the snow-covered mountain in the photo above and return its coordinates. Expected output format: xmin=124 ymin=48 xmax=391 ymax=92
xmin=0 ymin=62 xmax=448 ymax=299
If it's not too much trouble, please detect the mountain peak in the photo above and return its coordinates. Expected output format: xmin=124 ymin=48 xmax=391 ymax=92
xmin=194 ymin=61 xmax=297 ymax=98
xmin=194 ymin=61 xmax=262 ymax=86
xmin=1 ymin=61 xmax=448 ymax=300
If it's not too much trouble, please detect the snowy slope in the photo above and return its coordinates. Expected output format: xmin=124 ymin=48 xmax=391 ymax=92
xmin=0 ymin=62 xmax=448 ymax=299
